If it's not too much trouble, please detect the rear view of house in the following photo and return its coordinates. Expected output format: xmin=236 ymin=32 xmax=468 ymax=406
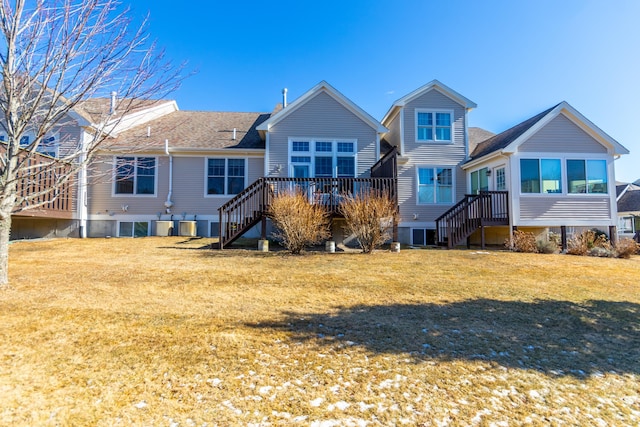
xmin=9 ymin=80 xmax=630 ymax=248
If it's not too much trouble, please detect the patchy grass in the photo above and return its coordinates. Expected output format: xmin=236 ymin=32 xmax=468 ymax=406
xmin=1 ymin=237 xmax=639 ymax=426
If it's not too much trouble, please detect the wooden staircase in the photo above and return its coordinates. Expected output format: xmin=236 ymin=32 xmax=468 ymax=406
xmin=217 ymin=176 xmax=398 ymax=249
xmin=217 ymin=148 xmax=398 ymax=249
xmin=435 ymin=191 xmax=509 ymax=249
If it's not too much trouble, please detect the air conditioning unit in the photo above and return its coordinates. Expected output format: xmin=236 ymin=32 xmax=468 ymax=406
xmin=155 ymin=220 xmax=173 ymax=236
xmin=179 ymin=220 xmax=197 ymax=237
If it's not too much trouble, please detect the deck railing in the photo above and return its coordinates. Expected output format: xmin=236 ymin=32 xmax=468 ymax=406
xmin=435 ymin=191 xmax=509 ymax=248
xmin=4 ymin=148 xmax=75 ymax=219
xmin=218 ymin=177 xmax=397 ymax=248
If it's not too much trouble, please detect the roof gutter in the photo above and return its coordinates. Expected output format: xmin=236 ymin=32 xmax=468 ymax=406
xmin=461 ymin=151 xmax=505 ymax=170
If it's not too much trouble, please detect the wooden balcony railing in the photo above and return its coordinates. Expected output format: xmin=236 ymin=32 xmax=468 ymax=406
xmin=4 ymin=148 xmax=75 ymax=219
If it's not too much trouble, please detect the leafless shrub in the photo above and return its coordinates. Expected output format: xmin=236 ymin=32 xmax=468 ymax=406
xmin=567 ymin=229 xmax=613 ymax=257
xmin=536 ymin=239 xmax=559 ymax=254
xmin=614 ymin=238 xmax=640 ymax=259
xmin=339 ymin=190 xmax=397 ymax=254
xmin=505 ymin=230 xmax=538 ymax=253
xmin=268 ymin=190 xmax=330 ymax=254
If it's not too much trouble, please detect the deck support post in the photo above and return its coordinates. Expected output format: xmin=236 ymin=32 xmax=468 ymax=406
xmin=609 ymin=225 xmax=617 ymax=246
xmin=560 ymin=226 xmax=567 ymax=252
xmin=261 ymin=216 xmax=267 ymax=240
xmin=480 ymin=224 xmax=486 ymax=249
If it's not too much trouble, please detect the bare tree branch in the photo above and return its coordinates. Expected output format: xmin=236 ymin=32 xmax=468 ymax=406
xmin=0 ymin=0 xmax=186 ymax=285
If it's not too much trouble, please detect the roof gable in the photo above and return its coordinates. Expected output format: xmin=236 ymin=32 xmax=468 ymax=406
xmin=468 ymin=102 xmax=629 ymax=162
xmin=382 ymin=80 xmax=477 ymax=125
xmin=256 ymin=81 xmax=386 ymax=134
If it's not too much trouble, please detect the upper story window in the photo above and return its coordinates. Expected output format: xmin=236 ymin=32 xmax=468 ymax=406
xmin=289 ymin=139 xmax=357 ymax=178
xmin=207 ymin=158 xmax=246 ymax=195
xmin=417 ymin=166 xmax=454 ymax=204
xmin=1 ymin=132 xmax=59 ymax=157
xmin=115 ymin=156 xmax=156 ymax=195
xmin=416 ymin=110 xmax=453 ymax=143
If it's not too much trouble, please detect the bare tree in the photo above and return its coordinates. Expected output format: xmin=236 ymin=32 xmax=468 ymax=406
xmin=0 ymin=0 xmax=182 ymax=287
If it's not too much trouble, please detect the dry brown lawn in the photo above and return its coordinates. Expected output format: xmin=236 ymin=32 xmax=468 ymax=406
xmin=1 ymin=237 xmax=639 ymax=426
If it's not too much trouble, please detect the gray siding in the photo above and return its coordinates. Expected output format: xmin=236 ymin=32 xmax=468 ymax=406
xmin=520 ymin=114 xmax=607 ymax=153
xmin=267 ymin=91 xmax=379 ymax=178
xmin=88 ymin=154 xmax=264 ymax=217
xmin=397 ymin=89 xmax=468 ymax=224
xmin=519 ymin=197 xmax=611 ymax=221
xmin=384 ymin=112 xmax=401 ymax=149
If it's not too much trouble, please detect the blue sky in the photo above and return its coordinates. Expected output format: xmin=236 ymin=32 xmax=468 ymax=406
xmin=132 ymin=0 xmax=639 ymax=182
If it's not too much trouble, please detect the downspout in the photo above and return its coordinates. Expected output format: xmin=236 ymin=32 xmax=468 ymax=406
xmin=164 ymin=139 xmax=174 ymax=213
xmin=77 ymin=131 xmax=90 ymax=238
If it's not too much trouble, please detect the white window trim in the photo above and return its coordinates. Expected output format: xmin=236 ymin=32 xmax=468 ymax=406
xmin=415 ymin=109 xmax=454 ymax=144
xmin=516 ymin=154 xmax=610 ymax=197
xmin=203 ymin=157 xmax=249 ymax=198
xmin=287 ymin=138 xmax=358 ymax=178
xmin=112 ymin=155 xmax=158 ymax=197
xmin=416 ymin=165 xmax=456 ymax=205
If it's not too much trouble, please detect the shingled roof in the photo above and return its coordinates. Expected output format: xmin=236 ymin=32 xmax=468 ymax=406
xmin=468 ymin=127 xmax=496 ymax=155
xmin=618 ymin=187 xmax=640 ymax=213
xmin=469 ymin=104 xmax=559 ymax=161
xmin=111 ymin=110 xmax=270 ymax=150
xmin=75 ymin=98 xmax=171 ymax=123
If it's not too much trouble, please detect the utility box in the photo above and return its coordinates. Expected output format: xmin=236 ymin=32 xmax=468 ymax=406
xmin=155 ymin=220 xmax=173 ymax=236
xmin=179 ymin=220 xmax=197 ymax=237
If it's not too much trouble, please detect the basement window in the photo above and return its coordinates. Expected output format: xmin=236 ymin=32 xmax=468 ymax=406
xmin=118 ymin=221 xmax=149 ymax=237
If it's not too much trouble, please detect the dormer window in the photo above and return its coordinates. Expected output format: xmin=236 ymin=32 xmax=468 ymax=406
xmin=416 ymin=110 xmax=453 ymax=143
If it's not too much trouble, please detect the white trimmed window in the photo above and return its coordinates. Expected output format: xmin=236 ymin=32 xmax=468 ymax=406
xmin=412 ymin=228 xmax=436 ymax=246
xmin=114 ymin=156 xmax=156 ymax=195
xmin=206 ymin=158 xmax=246 ymax=195
xmin=416 ymin=110 xmax=453 ymax=142
xmin=567 ymin=159 xmax=607 ymax=194
xmin=417 ymin=167 xmax=454 ymax=204
xmin=289 ymin=139 xmax=356 ymax=178
xmin=2 ymin=132 xmax=59 ymax=157
xmin=519 ymin=158 xmax=608 ymax=195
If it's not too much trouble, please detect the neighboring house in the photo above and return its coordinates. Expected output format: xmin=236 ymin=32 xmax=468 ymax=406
xmin=11 ymin=80 xmax=630 ymax=249
xmin=616 ymin=183 xmax=640 ymax=240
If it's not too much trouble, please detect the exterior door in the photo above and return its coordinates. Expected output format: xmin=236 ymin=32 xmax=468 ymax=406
xmin=494 ymin=166 xmax=506 ymax=191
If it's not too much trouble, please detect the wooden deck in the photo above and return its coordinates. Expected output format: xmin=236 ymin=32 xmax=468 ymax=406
xmin=218 ymin=177 xmax=397 ymax=249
